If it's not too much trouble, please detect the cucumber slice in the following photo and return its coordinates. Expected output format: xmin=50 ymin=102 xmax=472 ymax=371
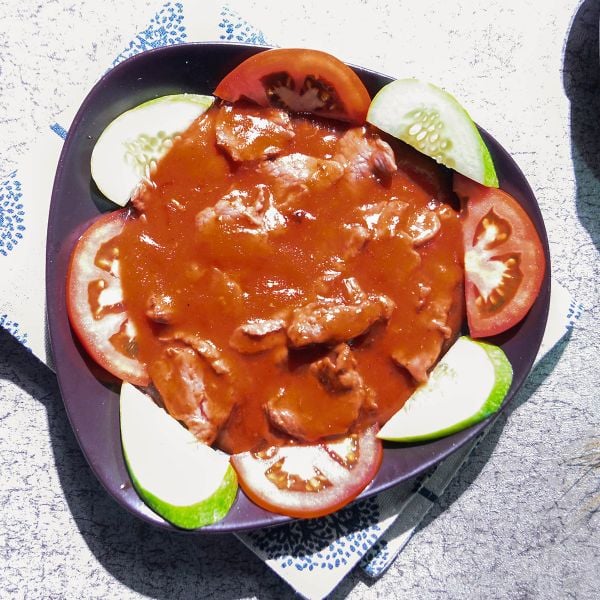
xmin=367 ymin=79 xmax=498 ymax=187
xmin=378 ymin=336 xmax=512 ymax=442
xmin=120 ymin=383 xmax=237 ymax=529
xmin=91 ymin=94 xmax=214 ymax=206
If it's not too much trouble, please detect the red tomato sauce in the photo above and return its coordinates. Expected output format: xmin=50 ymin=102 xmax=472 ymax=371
xmin=116 ymin=103 xmax=464 ymax=454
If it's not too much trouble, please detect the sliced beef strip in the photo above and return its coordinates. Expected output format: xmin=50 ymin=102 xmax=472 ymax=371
xmin=149 ymin=346 xmax=234 ymax=444
xmin=145 ymin=293 xmax=176 ymax=325
xmin=259 ymin=153 xmax=345 ymax=208
xmin=324 ymin=202 xmax=412 ymax=292
xmin=161 ymin=331 xmax=231 ymax=375
xmin=335 ymin=127 xmax=397 ymax=182
xmin=229 ymin=318 xmax=287 ymax=354
xmin=356 ymin=199 xmax=441 ymax=248
xmin=196 ymin=184 xmax=285 ymax=236
xmin=264 ymin=396 xmax=304 ymax=441
xmin=336 ymin=200 xmax=411 ymax=272
xmin=405 ymin=207 xmax=442 ymax=247
xmin=340 ymin=276 xmax=365 ymax=303
xmin=310 ymin=343 xmax=366 ymax=394
xmin=341 ymin=224 xmax=370 ymax=262
xmin=391 ymin=344 xmax=441 ymax=385
xmin=266 ymin=344 xmax=375 ymax=441
xmin=287 ymin=279 xmax=395 ymax=347
xmin=215 ymin=104 xmax=295 ymax=162
xmin=391 ymin=293 xmax=457 ymax=383
xmin=369 ymin=200 xmax=409 ymax=239
xmin=313 ymin=245 xmax=362 ymax=296
xmin=207 ymin=267 xmax=244 ymax=313
xmin=426 ymin=294 xmax=456 ymax=340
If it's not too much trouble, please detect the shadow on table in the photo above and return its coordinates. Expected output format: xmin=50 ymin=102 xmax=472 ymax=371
xmin=334 ymin=333 xmax=571 ymax=596
xmin=411 ymin=333 xmax=571 ymax=528
xmin=1 ymin=328 xmax=289 ymax=600
xmin=2 ymin=319 xmax=570 ymax=599
xmin=563 ymin=0 xmax=600 ymax=253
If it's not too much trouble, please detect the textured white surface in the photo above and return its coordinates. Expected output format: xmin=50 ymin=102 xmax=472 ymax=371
xmin=1 ymin=0 xmax=599 ymax=598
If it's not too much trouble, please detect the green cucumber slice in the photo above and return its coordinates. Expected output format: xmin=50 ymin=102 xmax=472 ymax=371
xmin=91 ymin=94 xmax=214 ymax=206
xmin=367 ymin=79 xmax=498 ymax=187
xmin=120 ymin=383 xmax=237 ymax=529
xmin=378 ymin=336 xmax=512 ymax=442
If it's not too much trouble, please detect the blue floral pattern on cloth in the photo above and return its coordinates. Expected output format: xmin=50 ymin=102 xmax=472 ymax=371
xmin=361 ymin=538 xmax=391 ymax=576
xmin=218 ymin=6 xmax=267 ymax=44
xmin=567 ymin=299 xmax=584 ymax=327
xmin=245 ymin=497 xmax=381 ymax=571
xmin=0 ymin=171 xmax=25 ymax=257
xmin=112 ymin=1 xmax=187 ymax=67
xmin=0 ymin=314 xmax=28 ymax=346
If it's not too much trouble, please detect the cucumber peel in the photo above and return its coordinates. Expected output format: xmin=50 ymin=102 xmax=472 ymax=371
xmin=378 ymin=336 xmax=512 ymax=442
xmin=120 ymin=383 xmax=237 ymax=529
xmin=367 ymin=79 xmax=498 ymax=187
xmin=91 ymin=94 xmax=214 ymax=206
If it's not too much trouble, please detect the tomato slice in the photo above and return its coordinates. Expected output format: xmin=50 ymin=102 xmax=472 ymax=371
xmin=66 ymin=209 xmax=149 ymax=385
xmin=214 ymin=48 xmax=371 ymax=124
xmin=231 ymin=425 xmax=382 ymax=519
xmin=454 ymin=174 xmax=546 ymax=338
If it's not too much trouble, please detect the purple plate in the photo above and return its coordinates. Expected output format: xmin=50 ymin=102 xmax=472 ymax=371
xmin=46 ymin=43 xmax=550 ymax=533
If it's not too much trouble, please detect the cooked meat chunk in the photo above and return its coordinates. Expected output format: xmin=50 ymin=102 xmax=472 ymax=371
xmin=259 ymin=153 xmax=344 ymax=207
xmin=391 ymin=294 xmax=456 ymax=382
xmin=371 ymin=200 xmax=409 ymax=239
xmin=406 ymin=208 xmax=441 ymax=246
xmin=238 ymin=318 xmax=286 ymax=337
xmin=310 ymin=343 xmax=365 ymax=394
xmin=313 ymin=258 xmax=364 ymax=297
xmin=417 ymin=282 xmax=432 ymax=311
xmin=336 ymin=200 xmax=411 ymax=270
xmin=287 ymin=283 xmax=395 ymax=347
xmin=335 ymin=127 xmax=397 ymax=181
xmin=342 ymin=224 xmax=370 ymax=261
xmin=340 ymin=276 xmax=365 ymax=303
xmin=196 ymin=184 xmax=285 ymax=235
xmin=425 ymin=295 xmax=455 ymax=339
xmin=391 ymin=342 xmax=443 ymax=385
xmin=337 ymin=200 xmax=411 ymax=268
xmin=229 ymin=318 xmax=287 ymax=354
xmin=266 ymin=344 xmax=374 ymax=441
xmin=149 ymin=346 xmax=234 ymax=444
xmin=145 ymin=293 xmax=176 ymax=324
xmin=265 ymin=380 xmax=363 ymax=441
xmin=207 ymin=267 xmax=244 ymax=308
xmin=215 ymin=104 xmax=295 ymax=162
xmin=130 ymin=170 xmax=162 ymax=214
xmin=264 ymin=395 xmax=306 ymax=441
xmin=163 ymin=332 xmax=231 ymax=375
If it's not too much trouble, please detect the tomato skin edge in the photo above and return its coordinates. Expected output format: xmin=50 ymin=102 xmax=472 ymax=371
xmin=214 ymin=48 xmax=372 ymax=124
xmin=231 ymin=429 xmax=383 ymax=519
xmin=66 ymin=210 xmax=150 ymax=387
xmin=454 ymin=174 xmax=546 ymax=339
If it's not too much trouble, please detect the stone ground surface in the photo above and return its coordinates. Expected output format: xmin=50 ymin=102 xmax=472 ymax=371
xmin=1 ymin=0 xmax=599 ymax=598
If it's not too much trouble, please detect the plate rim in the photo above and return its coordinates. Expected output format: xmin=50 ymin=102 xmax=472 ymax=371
xmin=46 ymin=41 xmax=551 ymax=534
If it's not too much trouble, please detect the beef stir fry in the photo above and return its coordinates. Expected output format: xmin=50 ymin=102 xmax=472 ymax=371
xmin=115 ymin=102 xmax=464 ymax=454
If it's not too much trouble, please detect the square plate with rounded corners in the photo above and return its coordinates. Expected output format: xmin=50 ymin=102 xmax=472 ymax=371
xmin=46 ymin=42 xmax=550 ymax=533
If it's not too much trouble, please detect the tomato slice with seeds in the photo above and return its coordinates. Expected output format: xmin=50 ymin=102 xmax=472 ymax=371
xmin=214 ymin=48 xmax=371 ymax=124
xmin=454 ymin=174 xmax=546 ymax=338
xmin=231 ymin=425 xmax=382 ymax=519
xmin=66 ymin=209 xmax=149 ymax=385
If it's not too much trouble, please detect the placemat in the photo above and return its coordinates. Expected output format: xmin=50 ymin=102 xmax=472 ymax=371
xmin=0 ymin=3 xmax=582 ymax=598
